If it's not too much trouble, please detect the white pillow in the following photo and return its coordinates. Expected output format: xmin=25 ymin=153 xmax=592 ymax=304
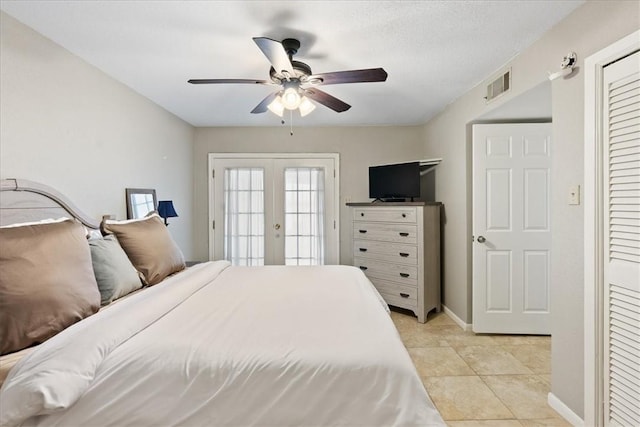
xmin=86 ymin=228 xmax=103 ymax=240
xmin=103 ymin=212 xmax=160 ymax=225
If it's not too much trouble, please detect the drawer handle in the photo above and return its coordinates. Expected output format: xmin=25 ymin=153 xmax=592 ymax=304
xmin=360 ymin=212 xmax=365 ymax=217
xmin=359 ymin=266 xmax=368 ymax=271
xmin=359 ymin=248 xmax=367 ymax=252
xmin=400 ymin=293 xmax=410 ymax=298
xmin=358 ymin=229 xmax=367 ymax=233
xmin=399 ymin=232 xmax=409 ymax=237
xmin=399 ymin=252 xmax=409 ymax=257
xmin=401 ymin=213 xmax=406 ymax=218
xmin=399 ymin=273 xmax=410 ymax=278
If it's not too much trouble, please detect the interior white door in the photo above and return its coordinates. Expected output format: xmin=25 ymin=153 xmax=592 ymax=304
xmin=602 ymin=51 xmax=640 ymax=427
xmin=473 ymin=123 xmax=552 ymax=334
xmin=210 ymin=154 xmax=338 ymax=265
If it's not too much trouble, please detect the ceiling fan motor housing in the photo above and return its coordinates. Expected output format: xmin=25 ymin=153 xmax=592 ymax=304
xmin=281 ymin=38 xmax=301 ymax=57
xmin=269 ymin=60 xmax=312 ymax=83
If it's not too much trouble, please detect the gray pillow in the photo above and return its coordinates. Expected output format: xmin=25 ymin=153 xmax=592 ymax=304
xmin=101 ymin=214 xmax=185 ymax=286
xmin=89 ymin=235 xmax=143 ymax=305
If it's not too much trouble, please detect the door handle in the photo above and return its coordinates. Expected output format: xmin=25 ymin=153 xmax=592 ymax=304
xmin=477 ymin=235 xmax=486 ymax=243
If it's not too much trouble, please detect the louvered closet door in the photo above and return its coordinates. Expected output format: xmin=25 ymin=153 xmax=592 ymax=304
xmin=603 ymin=50 xmax=640 ymax=427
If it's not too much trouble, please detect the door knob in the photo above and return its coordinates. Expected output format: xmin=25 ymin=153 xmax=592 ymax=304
xmin=477 ymin=235 xmax=486 ymax=243
xmin=274 ymin=224 xmax=281 ymax=230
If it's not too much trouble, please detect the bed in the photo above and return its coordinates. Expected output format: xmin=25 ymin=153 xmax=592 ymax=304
xmin=0 ymin=178 xmax=444 ymax=426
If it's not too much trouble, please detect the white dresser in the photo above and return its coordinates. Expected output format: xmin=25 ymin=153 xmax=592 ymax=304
xmin=347 ymin=202 xmax=441 ymax=323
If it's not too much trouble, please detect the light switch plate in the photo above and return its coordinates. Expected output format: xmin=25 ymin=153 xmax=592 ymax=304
xmin=568 ymin=185 xmax=580 ymax=205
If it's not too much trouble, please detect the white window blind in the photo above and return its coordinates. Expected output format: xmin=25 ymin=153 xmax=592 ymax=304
xmin=284 ymin=168 xmax=325 ymax=265
xmin=223 ymin=168 xmax=265 ymax=266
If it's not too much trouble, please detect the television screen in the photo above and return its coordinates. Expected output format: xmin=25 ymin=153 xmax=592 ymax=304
xmin=369 ymin=162 xmax=420 ymax=200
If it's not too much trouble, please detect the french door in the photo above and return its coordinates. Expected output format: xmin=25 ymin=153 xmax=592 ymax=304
xmin=209 ymin=153 xmax=339 ymax=265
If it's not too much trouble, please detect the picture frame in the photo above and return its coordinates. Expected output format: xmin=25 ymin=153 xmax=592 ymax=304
xmin=125 ymin=188 xmax=157 ymax=219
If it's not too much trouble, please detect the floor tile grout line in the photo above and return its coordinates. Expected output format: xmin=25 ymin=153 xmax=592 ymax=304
xmin=478 ymin=374 xmax=566 ymax=422
xmin=446 ymin=344 xmax=482 ymax=376
xmin=449 ymin=344 xmax=536 ymax=376
xmin=478 ymin=374 xmax=526 ymax=424
xmin=422 ymin=375 xmax=518 ymax=422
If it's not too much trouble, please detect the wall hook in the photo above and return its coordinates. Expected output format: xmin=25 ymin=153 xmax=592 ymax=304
xmin=548 ymin=52 xmax=577 ymax=81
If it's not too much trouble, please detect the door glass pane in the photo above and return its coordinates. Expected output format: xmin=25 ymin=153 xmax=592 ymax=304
xmin=224 ymin=168 xmax=264 ymax=266
xmin=284 ymin=167 xmax=325 ymax=265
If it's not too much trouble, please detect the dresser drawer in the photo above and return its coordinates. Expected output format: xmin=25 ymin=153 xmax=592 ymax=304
xmin=353 ymin=207 xmax=417 ymax=224
xmin=369 ymin=278 xmax=418 ymax=310
xmin=353 ymin=222 xmax=418 ymax=244
xmin=353 ymin=239 xmax=417 ymax=264
xmin=354 ymin=257 xmax=418 ymax=286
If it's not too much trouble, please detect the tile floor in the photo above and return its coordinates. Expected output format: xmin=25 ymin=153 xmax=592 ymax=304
xmin=390 ymin=308 xmax=571 ymax=427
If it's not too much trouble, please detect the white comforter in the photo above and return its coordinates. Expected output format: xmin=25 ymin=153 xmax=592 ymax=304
xmin=0 ymin=262 xmax=444 ymax=426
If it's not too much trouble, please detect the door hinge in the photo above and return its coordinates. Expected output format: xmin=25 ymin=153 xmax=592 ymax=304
xmin=212 ymin=169 xmax=215 ymax=179
xmin=212 ymin=220 xmax=215 ymax=230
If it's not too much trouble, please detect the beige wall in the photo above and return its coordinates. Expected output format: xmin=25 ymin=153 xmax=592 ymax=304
xmin=193 ymin=126 xmax=425 ymax=262
xmin=421 ymin=0 xmax=640 ymax=418
xmin=0 ymin=12 xmax=195 ymax=257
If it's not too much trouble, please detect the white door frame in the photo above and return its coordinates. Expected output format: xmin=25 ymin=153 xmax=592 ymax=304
xmin=207 ymin=152 xmax=340 ymax=263
xmin=583 ymin=30 xmax=640 ymax=427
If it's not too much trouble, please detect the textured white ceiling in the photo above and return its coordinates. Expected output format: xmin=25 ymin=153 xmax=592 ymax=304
xmin=1 ymin=1 xmax=583 ymax=127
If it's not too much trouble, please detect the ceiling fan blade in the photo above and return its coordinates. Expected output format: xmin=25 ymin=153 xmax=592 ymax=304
xmin=252 ymin=37 xmax=295 ymax=76
xmin=250 ymin=92 xmax=279 ymax=114
xmin=304 ymin=88 xmax=351 ymax=113
xmin=306 ymin=68 xmax=388 ymax=85
xmin=188 ymin=78 xmax=270 ymax=85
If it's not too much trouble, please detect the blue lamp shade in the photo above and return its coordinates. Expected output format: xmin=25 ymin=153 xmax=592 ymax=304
xmin=157 ymin=200 xmax=178 ymax=225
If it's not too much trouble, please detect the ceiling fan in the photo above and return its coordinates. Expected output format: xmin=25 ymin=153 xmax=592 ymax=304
xmin=188 ymin=37 xmax=388 ymax=117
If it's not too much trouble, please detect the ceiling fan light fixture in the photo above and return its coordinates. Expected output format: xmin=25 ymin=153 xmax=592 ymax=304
xmin=282 ymin=87 xmax=301 ymax=110
xmin=267 ymin=95 xmax=285 ymax=117
xmin=298 ymin=96 xmax=316 ymax=117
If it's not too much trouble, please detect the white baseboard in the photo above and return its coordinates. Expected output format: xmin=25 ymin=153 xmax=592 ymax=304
xmin=442 ymin=305 xmax=472 ymax=331
xmin=548 ymin=393 xmax=584 ymax=427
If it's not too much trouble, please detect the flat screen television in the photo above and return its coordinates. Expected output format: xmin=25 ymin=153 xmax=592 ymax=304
xmin=369 ymin=161 xmax=420 ymax=200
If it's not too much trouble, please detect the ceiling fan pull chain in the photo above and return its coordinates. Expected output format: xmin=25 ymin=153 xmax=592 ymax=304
xmin=290 ymin=110 xmax=294 ymax=136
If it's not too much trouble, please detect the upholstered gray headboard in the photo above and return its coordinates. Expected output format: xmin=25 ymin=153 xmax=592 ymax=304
xmin=0 ymin=179 xmax=100 ymax=229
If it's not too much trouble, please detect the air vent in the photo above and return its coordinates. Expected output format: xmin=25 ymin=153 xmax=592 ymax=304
xmin=485 ymin=69 xmax=511 ymax=102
